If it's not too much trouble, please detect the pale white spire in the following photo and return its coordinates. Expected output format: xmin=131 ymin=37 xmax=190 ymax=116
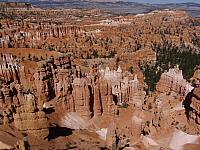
xmin=117 ymin=66 xmax=122 ymax=73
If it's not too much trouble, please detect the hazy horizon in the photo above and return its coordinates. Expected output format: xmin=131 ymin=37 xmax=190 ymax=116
xmin=1 ymin=0 xmax=200 ymax=4
xmin=128 ymin=0 xmax=200 ymax=4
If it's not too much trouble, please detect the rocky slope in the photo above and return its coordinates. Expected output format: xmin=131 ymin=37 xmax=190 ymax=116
xmin=0 ymin=4 xmax=199 ymax=149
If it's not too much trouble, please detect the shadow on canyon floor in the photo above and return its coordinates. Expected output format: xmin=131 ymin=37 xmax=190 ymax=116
xmin=48 ymin=127 xmax=74 ymax=140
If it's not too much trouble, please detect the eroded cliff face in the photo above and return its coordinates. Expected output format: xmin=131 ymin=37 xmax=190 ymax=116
xmin=99 ymin=66 xmax=145 ymax=106
xmin=0 ymin=53 xmax=146 ymax=140
xmin=0 ymin=24 xmax=84 ymax=50
xmin=156 ymin=65 xmax=194 ymax=96
xmin=0 ymin=54 xmax=20 ymax=84
xmin=0 ymin=54 xmax=49 ymax=140
xmin=13 ymin=92 xmax=49 ymax=139
xmin=183 ymin=66 xmax=200 ymax=124
xmin=0 ymin=51 xmax=200 ymax=149
xmin=0 ymin=53 xmax=73 ymax=139
xmin=0 ymin=6 xmax=200 ymax=149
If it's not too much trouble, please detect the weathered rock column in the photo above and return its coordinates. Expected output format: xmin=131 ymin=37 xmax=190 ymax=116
xmin=14 ymin=92 xmax=49 ymax=139
xmin=72 ymin=78 xmax=91 ymax=119
xmin=93 ymin=83 xmax=102 ymax=117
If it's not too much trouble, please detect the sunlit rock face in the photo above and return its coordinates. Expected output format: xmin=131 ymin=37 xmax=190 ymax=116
xmin=0 ymin=6 xmax=200 ymax=149
xmin=71 ymin=71 xmax=116 ymax=118
xmin=0 ymin=53 xmax=75 ymax=138
xmin=0 ymin=54 xmax=20 ymax=83
xmin=156 ymin=65 xmax=194 ymax=96
xmin=99 ymin=66 xmax=145 ymax=105
xmin=13 ymin=93 xmax=49 ymax=139
xmin=0 ymin=50 xmax=198 ymax=150
xmin=0 ymin=24 xmax=84 ymax=49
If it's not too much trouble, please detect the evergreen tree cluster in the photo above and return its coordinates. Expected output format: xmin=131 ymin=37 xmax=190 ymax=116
xmin=140 ymin=40 xmax=200 ymax=93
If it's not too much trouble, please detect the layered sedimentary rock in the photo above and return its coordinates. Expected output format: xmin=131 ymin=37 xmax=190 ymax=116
xmin=43 ymin=64 xmax=144 ymax=120
xmin=156 ymin=65 xmax=194 ymax=96
xmin=37 ymin=63 xmax=146 ymax=126
xmin=99 ymin=66 xmax=145 ymax=106
xmin=0 ymin=24 xmax=84 ymax=50
xmin=14 ymin=92 xmax=49 ymax=139
xmin=0 ymin=84 xmax=49 ymax=139
xmin=71 ymin=76 xmax=115 ymax=118
xmin=99 ymin=79 xmax=113 ymax=115
xmin=1 ymin=47 xmax=198 ymax=150
xmin=0 ymin=53 xmax=119 ymax=128
xmin=184 ymin=67 xmax=200 ymax=124
xmin=0 ymin=5 xmax=200 ymax=149
xmin=0 ymin=54 xmax=20 ymax=83
xmin=72 ymin=77 xmax=92 ymax=119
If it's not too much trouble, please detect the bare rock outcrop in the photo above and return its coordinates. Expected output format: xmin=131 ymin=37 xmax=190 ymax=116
xmin=156 ymin=65 xmax=193 ymax=96
xmin=14 ymin=92 xmax=49 ymax=139
xmin=72 ymin=77 xmax=92 ymax=119
xmin=184 ymin=67 xmax=200 ymax=124
xmin=0 ymin=54 xmax=20 ymax=83
xmin=99 ymin=66 xmax=145 ymax=106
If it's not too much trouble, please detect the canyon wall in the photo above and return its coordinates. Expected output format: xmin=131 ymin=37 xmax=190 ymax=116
xmin=184 ymin=67 xmax=200 ymax=124
xmin=0 ymin=53 xmax=147 ymax=138
xmin=156 ymin=65 xmax=194 ymax=96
